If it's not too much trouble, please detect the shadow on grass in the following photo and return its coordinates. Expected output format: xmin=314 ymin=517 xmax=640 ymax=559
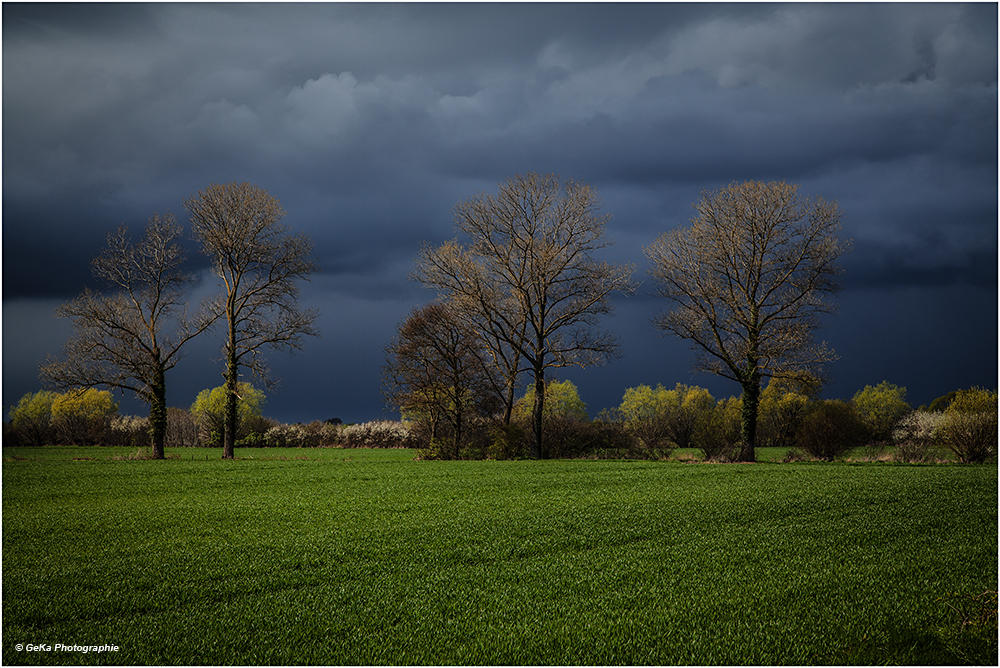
xmin=823 ymin=591 xmax=998 ymax=665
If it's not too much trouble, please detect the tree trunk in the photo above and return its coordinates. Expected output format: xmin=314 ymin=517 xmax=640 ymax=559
xmin=502 ymin=376 xmax=517 ymax=426
xmin=223 ymin=347 xmax=238 ymax=460
xmin=530 ymin=369 xmax=545 ymax=459
xmin=738 ymin=378 xmax=761 ymax=462
xmin=148 ymin=361 xmax=167 ymax=460
xmin=452 ymin=388 xmax=463 ymax=459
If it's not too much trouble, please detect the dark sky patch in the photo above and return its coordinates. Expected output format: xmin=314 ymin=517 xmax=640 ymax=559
xmin=4 ymin=3 xmax=996 ymax=422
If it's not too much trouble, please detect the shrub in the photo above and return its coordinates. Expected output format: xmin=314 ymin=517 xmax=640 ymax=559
xmin=937 ymin=388 xmax=998 ymax=464
xmin=782 ymin=448 xmax=810 ymax=463
xmin=537 ymin=416 xmax=592 ymax=459
xmin=796 ymin=400 xmax=867 ymax=461
xmin=928 ymin=391 xmax=960 ymax=413
xmin=341 ymin=421 xmax=417 ymax=448
xmin=582 ymin=419 xmax=635 ymax=458
xmin=237 ymin=431 xmax=269 ymax=448
xmin=415 ymin=438 xmax=447 ymax=461
xmin=757 ymin=384 xmax=811 ymax=448
xmin=190 ymin=383 xmax=265 ymax=447
xmin=107 ymin=415 xmax=150 ymax=448
xmin=7 ymin=390 xmax=59 ymax=446
xmin=510 ymin=380 xmax=599 ymax=459
xmin=852 ymin=382 xmax=911 ymax=444
xmin=319 ymin=421 xmax=346 ymax=446
xmin=617 ymin=383 xmax=715 ymax=454
xmin=487 ymin=424 xmax=528 ymax=460
xmin=892 ymin=411 xmax=945 ymax=463
xmin=693 ymin=397 xmax=741 ymax=461
xmin=616 ymin=384 xmax=671 ymax=452
xmin=893 ymin=439 xmax=932 ymax=463
xmin=165 ymin=407 xmax=200 ymax=448
xmin=51 ymin=388 xmax=119 ymax=445
xmin=514 ymin=379 xmax=589 ymax=422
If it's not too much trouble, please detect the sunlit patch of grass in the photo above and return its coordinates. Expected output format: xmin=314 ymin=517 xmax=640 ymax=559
xmin=2 ymin=448 xmax=995 ymax=665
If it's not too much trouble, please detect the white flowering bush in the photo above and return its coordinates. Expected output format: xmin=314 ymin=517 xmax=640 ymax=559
xmin=316 ymin=422 xmax=345 ymax=446
xmin=233 ymin=420 xmax=413 ymax=449
xmin=341 ymin=421 xmax=417 ymax=448
xmin=108 ymin=415 xmax=150 ymax=447
xmin=890 ymin=411 xmax=944 ymax=462
xmin=893 ymin=411 xmax=946 ymax=443
xmin=260 ymin=424 xmax=303 ymax=448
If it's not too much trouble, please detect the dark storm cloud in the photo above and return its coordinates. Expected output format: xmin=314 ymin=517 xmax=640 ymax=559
xmin=4 ymin=3 xmax=996 ymax=422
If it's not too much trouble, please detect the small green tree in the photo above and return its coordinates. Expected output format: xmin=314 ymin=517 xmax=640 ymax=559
xmin=665 ymin=384 xmax=715 ymax=450
xmin=928 ymin=391 xmax=960 ymax=413
xmin=693 ymin=396 xmax=742 ymax=461
xmin=937 ymin=387 xmax=997 ymax=464
xmin=190 ymin=383 xmax=266 ymax=448
xmin=8 ymin=390 xmax=60 ymax=446
xmin=852 ymin=382 xmax=911 ymax=444
xmin=512 ymin=379 xmax=590 ymax=459
xmin=618 ymin=384 xmax=673 ymax=453
xmin=757 ymin=381 xmax=812 ymax=449
xmin=618 ymin=383 xmax=715 ymax=454
xmin=50 ymin=388 xmax=119 ymax=445
xmin=515 ymin=379 xmax=588 ymax=423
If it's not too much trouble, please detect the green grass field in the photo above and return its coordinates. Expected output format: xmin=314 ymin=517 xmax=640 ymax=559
xmin=3 ymin=446 xmax=996 ymax=665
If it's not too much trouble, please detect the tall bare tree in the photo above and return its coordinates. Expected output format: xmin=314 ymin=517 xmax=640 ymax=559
xmin=414 ymin=172 xmax=636 ymax=458
xmin=382 ymin=301 xmax=499 ymax=458
xmin=451 ymin=294 xmax=527 ymax=427
xmin=40 ymin=213 xmax=216 ymax=458
xmin=185 ymin=182 xmax=319 ymax=459
xmin=645 ymin=180 xmax=850 ymax=462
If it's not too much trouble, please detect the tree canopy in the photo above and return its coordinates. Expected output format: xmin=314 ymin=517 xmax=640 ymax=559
xmin=185 ymin=182 xmax=319 ymax=459
xmin=414 ymin=172 xmax=635 ymax=458
xmin=39 ymin=213 xmax=216 ymax=458
xmin=645 ymin=180 xmax=849 ymax=461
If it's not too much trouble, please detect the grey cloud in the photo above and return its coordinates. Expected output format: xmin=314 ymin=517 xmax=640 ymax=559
xmin=660 ymin=3 xmax=996 ymax=90
xmin=3 ymin=3 xmax=995 ymax=422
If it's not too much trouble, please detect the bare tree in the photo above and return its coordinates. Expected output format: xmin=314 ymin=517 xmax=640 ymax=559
xmin=414 ymin=172 xmax=636 ymax=459
xmin=645 ymin=180 xmax=850 ymax=462
xmin=382 ymin=301 xmax=499 ymax=458
xmin=40 ymin=213 xmax=216 ymax=458
xmin=185 ymin=182 xmax=319 ymax=459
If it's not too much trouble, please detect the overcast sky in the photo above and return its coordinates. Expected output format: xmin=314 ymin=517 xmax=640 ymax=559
xmin=3 ymin=2 xmax=997 ymax=425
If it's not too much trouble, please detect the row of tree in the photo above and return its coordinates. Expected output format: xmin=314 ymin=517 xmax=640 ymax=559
xmin=382 ymin=368 xmax=997 ymax=463
xmin=383 ymin=174 xmax=849 ymax=461
xmin=37 ymin=183 xmax=319 ymax=459
xmin=31 ymin=173 xmax=988 ymax=463
xmin=8 ymin=379 xmax=995 ymax=464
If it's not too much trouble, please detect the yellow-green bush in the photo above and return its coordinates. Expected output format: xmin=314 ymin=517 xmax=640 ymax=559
xmin=852 ymin=381 xmax=911 ymax=444
xmin=51 ymin=388 xmax=119 ymax=445
xmin=617 ymin=383 xmax=715 ymax=454
xmin=693 ymin=396 xmax=742 ymax=461
xmin=190 ymin=382 xmax=265 ymax=447
xmin=937 ymin=387 xmax=997 ymax=463
xmin=757 ymin=383 xmax=811 ymax=448
xmin=7 ymin=390 xmax=59 ymax=446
